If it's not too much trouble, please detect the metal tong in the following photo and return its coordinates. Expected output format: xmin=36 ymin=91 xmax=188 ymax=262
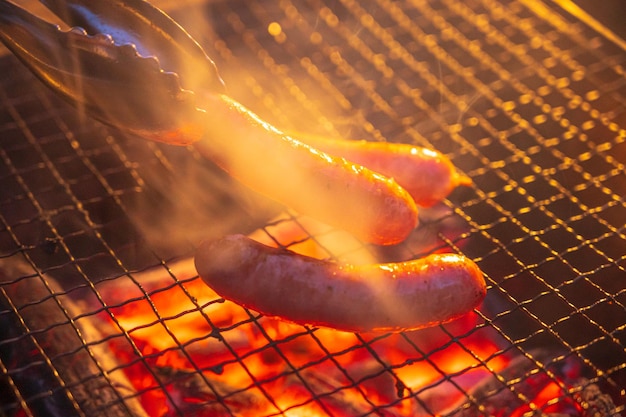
xmin=0 ymin=0 xmax=426 ymax=246
xmin=0 ymin=0 xmax=225 ymax=144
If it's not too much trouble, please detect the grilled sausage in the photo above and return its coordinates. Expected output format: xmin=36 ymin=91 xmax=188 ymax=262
xmin=195 ymin=234 xmax=486 ymax=333
xmin=194 ymin=94 xmax=418 ymax=245
xmin=289 ymin=133 xmax=472 ymax=207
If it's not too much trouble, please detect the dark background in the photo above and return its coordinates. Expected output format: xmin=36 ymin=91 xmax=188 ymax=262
xmin=572 ymin=0 xmax=626 ymax=41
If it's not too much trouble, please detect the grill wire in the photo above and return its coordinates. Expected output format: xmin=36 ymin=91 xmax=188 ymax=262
xmin=1 ymin=0 xmax=625 ymax=415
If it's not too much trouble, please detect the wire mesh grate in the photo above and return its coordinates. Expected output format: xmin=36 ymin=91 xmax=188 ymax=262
xmin=1 ymin=0 xmax=625 ymax=415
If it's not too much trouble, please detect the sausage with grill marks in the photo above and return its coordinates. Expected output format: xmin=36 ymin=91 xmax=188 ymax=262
xmin=194 ymin=234 xmax=486 ymax=333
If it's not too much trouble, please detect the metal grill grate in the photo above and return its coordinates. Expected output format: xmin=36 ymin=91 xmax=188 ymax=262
xmin=1 ymin=0 xmax=625 ymax=416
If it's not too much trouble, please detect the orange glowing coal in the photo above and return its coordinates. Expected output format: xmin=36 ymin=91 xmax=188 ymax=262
xmin=86 ymin=209 xmax=597 ymax=417
xmin=91 ymin=219 xmax=587 ymax=416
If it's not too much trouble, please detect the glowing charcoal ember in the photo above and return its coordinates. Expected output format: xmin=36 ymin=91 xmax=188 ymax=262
xmin=93 ymin=235 xmax=607 ymax=417
xmin=436 ymin=351 xmax=587 ymax=417
xmin=155 ymin=367 xmax=263 ymax=416
xmin=101 ymin=268 xmax=608 ymax=417
xmin=281 ymin=369 xmax=407 ymax=417
xmin=0 ymin=256 xmax=148 ymax=417
xmin=574 ymin=383 xmax=623 ymax=417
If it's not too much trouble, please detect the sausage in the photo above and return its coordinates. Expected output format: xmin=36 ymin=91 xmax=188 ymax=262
xmin=288 ymin=133 xmax=472 ymax=207
xmin=194 ymin=234 xmax=486 ymax=333
xmin=193 ymin=94 xmax=418 ymax=246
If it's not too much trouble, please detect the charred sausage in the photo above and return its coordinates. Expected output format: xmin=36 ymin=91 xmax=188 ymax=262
xmin=194 ymin=94 xmax=418 ymax=246
xmin=289 ymin=133 xmax=472 ymax=207
xmin=195 ymin=234 xmax=486 ymax=333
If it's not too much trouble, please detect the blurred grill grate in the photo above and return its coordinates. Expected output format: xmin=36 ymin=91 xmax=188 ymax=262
xmin=1 ymin=0 xmax=625 ymax=415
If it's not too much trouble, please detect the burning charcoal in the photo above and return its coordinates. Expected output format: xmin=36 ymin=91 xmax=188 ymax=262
xmin=344 ymin=359 xmax=402 ymax=404
xmin=155 ymin=366 xmax=261 ymax=416
xmin=574 ymin=381 xmax=622 ymax=417
xmin=412 ymin=368 xmax=497 ymax=415
xmin=429 ymin=350 xmax=584 ymax=416
xmin=285 ymin=368 xmax=405 ymax=416
xmin=0 ymin=255 xmax=148 ymax=417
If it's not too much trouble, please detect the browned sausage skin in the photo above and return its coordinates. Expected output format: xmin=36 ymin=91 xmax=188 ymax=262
xmin=289 ymin=134 xmax=472 ymax=207
xmin=194 ymin=94 xmax=419 ymax=246
xmin=195 ymin=234 xmax=486 ymax=333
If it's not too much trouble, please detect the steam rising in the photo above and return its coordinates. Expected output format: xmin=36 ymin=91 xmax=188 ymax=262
xmin=40 ymin=1 xmax=469 ymax=264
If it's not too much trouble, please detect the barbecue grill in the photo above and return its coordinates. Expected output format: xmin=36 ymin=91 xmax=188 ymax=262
xmin=1 ymin=0 xmax=624 ymax=415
